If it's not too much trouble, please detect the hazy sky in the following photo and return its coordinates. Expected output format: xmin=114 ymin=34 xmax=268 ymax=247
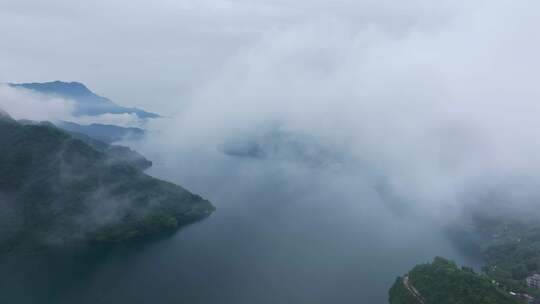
xmin=2 ymin=4 xmax=540 ymax=302
xmin=3 ymin=0 xmax=540 ymax=219
xmin=0 ymin=0 xmax=481 ymax=113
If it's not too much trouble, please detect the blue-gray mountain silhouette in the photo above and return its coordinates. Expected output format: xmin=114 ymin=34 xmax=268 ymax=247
xmin=10 ymin=81 xmax=159 ymax=119
xmin=57 ymin=121 xmax=145 ymax=144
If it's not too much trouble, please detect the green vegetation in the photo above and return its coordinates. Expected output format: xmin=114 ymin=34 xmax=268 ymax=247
xmin=65 ymin=128 xmax=153 ymax=170
xmin=0 ymin=115 xmax=214 ymax=252
xmin=388 ymin=277 xmax=419 ymax=304
xmin=474 ymin=215 xmax=540 ymax=297
xmin=389 ymin=195 xmax=540 ymax=303
xmin=18 ymin=119 xmax=153 ymax=170
xmin=389 ymin=257 xmax=521 ymax=304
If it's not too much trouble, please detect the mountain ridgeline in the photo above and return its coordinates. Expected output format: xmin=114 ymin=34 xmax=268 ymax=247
xmin=57 ymin=121 xmax=146 ymax=144
xmin=0 ymin=112 xmax=214 ymax=252
xmin=10 ymin=81 xmax=159 ymax=118
xmin=61 ymin=127 xmax=152 ymax=170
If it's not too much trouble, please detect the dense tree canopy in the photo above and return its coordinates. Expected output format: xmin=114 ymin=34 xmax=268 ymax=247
xmin=389 ymin=257 xmax=521 ymax=304
xmin=0 ymin=115 xmax=214 ymax=252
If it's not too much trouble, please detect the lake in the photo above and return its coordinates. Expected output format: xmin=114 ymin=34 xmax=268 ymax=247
xmin=0 ymin=151 xmax=481 ymax=304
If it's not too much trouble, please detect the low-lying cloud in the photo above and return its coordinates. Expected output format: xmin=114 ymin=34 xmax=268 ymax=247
xmin=136 ymin=0 xmax=540 ymax=222
xmin=71 ymin=113 xmax=144 ymax=128
xmin=0 ymin=84 xmax=75 ymax=122
xmin=0 ymin=85 xmax=146 ymax=128
xmin=2 ymin=2 xmax=539 ymax=301
xmin=3 ymin=0 xmax=540 ymax=223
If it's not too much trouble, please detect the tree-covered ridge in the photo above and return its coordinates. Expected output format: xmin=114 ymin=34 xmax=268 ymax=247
xmin=18 ymin=119 xmax=152 ymax=170
xmin=474 ymin=215 xmax=540 ymax=297
xmin=388 ymin=276 xmax=420 ymax=304
xmin=57 ymin=121 xmax=145 ymax=144
xmin=389 ymin=257 xmax=520 ymax=304
xmin=0 ymin=115 xmax=214 ymax=252
xmin=63 ymin=127 xmax=153 ymax=170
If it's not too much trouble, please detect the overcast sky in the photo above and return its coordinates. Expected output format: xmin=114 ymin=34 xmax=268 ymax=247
xmin=2 ymin=0 xmax=540 ymax=221
xmin=0 ymin=0 xmax=485 ymax=113
xmin=5 ymin=3 xmax=540 ymax=301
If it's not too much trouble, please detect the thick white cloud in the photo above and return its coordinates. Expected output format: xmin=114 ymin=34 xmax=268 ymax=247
xmin=129 ymin=0 xmax=540 ymax=219
xmin=3 ymin=0 xmax=540 ymax=218
xmin=0 ymin=0 xmax=479 ymax=112
xmin=0 ymin=85 xmax=146 ymax=127
xmin=71 ymin=113 xmax=143 ymax=128
xmin=0 ymin=85 xmax=75 ymax=121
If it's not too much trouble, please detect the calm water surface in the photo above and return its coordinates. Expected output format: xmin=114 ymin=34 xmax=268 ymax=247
xmin=0 ymin=154 xmax=481 ymax=304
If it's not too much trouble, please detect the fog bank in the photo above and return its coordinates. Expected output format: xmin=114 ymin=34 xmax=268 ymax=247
xmin=130 ymin=1 xmax=540 ymax=223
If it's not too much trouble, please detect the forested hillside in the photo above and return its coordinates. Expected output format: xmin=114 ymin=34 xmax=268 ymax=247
xmin=389 ymin=257 xmax=520 ymax=304
xmin=0 ymin=113 xmax=214 ymax=252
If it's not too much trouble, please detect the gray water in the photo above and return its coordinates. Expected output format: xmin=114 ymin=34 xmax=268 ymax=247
xmin=0 ymin=153 xmax=481 ymax=304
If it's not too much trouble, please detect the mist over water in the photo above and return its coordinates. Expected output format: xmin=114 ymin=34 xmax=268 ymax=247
xmin=3 ymin=0 xmax=540 ymax=303
xmin=0 ymin=145 xmax=481 ymax=304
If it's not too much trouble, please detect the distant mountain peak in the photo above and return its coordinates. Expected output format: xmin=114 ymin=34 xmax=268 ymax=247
xmin=47 ymin=80 xmax=88 ymax=88
xmin=9 ymin=81 xmax=160 ymax=119
xmin=11 ymin=81 xmax=94 ymax=98
xmin=48 ymin=80 xmax=92 ymax=93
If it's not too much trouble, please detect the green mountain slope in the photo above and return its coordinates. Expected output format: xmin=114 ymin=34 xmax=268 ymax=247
xmin=389 ymin=257 xmax=521 ymax=304
xmin=474 ymin=215 xmax=540 ymax=297
xmin=64 ymin=128 xmax=153 ymax=170
xmin=18 ymin=119 xmax=152 ymax=170
xmin=0 ymin=113 xmax=214 ymax=252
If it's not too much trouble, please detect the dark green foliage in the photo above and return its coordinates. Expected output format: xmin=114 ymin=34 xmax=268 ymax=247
xmin=475 ymin=217 xmax=540 ymax=297
xmin=0 ymin=117 xmax=214 ymax=252
xmin=65 ymin=130 xmax=153 ymax=170
xmin=388 ymin=277 xmax=419 ymax=304
xmin=389 ymin=257 xmax=521 ymax=304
